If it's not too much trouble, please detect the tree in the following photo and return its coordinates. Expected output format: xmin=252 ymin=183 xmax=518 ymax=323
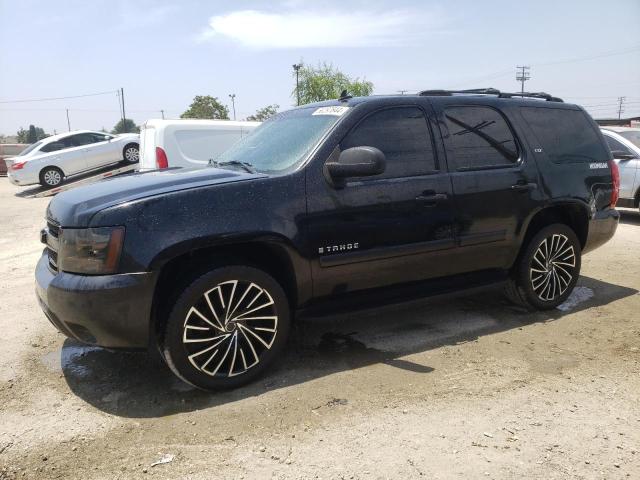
xmin=246 ymin=104 xmax=279 ymax=122
xmin=111 ymin=118 xmax=140 ymax=134
xmin=181 ymin=95 xmax=229 ymax=120
xmin=17 ymin=125 xmax=48 ymax=143
xmin=293 ymin=63 xmax=374 ymax=105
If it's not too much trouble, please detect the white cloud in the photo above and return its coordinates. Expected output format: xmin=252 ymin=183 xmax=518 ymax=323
xmin=198 ymin=9 xmax=442 ymax=48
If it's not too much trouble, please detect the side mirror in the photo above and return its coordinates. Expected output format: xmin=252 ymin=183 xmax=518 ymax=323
xmin=326 ymin=146 xmax=386 ymax=182
xmin=611 ymin=150 xmax=636 ymax=161
xmin=103 ymin=136 xmax=111 ymax=142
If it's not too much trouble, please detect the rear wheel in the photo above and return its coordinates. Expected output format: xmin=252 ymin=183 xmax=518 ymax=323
xmin=123 ymin=143 xmax=139 ymax=163
xmin=505 ymin=224 xmax=581 ymax=310
xmin=162 ymin=265 xmax=290 ymax=390
xmin=39 ymin=166 xmax=64 ymax=187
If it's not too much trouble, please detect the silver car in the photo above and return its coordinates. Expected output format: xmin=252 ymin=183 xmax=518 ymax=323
xmin=601 ymin=127 xmax=640 ymax=213
xmin=7 ymin=130 xmax=139 ymax=187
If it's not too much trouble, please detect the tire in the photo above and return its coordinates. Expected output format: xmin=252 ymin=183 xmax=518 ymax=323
xmin=505 ymin=224 xmax=581 ymax=310
xmin=162 ymin=265 xmax=291 ymax=391
xmin=123 ymin=143 xmax=139 ymax=163
xmin=39 ymin=166 xmax=64 ymax=187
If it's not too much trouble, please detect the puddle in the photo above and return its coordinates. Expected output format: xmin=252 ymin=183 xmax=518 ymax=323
xmin=41 ymin=345 xmax=103 ymax=379
xmin=556 ymin=286 xmax=594 ymax=312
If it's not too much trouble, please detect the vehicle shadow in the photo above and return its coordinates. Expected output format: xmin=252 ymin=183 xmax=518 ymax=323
xmin=57 ymin=275 xmax=636 ymax=418
xmin=619 ymin=209 xmax=640 ymax=226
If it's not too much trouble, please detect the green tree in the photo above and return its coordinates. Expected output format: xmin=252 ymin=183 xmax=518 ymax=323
xmin=27 ymin=125 xmax=38 ymax=143
xmin=16 ymin=127 xmax=28 ymax=143
xmin=293 ymin=63 xmax=374 ymax=105
xmin=246 ymin=104 xmax=279 ymax=122
xmin=111 ymin=118 xmax=140 ymax=134
xmin=181 ymin=95 xmax=229 ymax=120
xmin=18 ymin=125 xmax=48 ymax=143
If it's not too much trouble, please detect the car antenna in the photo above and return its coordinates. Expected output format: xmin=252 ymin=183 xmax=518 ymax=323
xmin=339 ymin=89 xmax=352 ymax=102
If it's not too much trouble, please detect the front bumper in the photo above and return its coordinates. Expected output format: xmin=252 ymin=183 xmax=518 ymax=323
xmin=583 ymin=208 xmax=620 ymax=254
xmin=35 ymin=252 xmax=157 ymax=348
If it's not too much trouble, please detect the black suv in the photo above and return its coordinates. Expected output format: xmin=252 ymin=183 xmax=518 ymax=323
xmin=36 ymin=88 xmax=620 ymax=390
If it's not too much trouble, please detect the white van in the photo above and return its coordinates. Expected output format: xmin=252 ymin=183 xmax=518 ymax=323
xmin=139 ymin=119 xmax=260 ymax=170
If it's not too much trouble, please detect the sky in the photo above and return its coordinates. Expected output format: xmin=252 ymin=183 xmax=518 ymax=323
xmin=1 ymin=0 xmax=639 ymax=136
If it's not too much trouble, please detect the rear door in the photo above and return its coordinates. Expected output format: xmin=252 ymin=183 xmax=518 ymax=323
xmin=40 ymin=135 xmax=87 ymax=174
xmin=305 ymin=102 xmax=457 ymax=298
xmin=436 ymin=102 xmax=542 ymax=271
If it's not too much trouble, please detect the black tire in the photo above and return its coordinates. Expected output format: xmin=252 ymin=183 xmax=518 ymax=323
xmin=162 ymin=265 xmax=290 ymax=391
xmin=505 ymin=224 xmax=581 ymax=310
xmin=122 ymin=143 xmax=139 ymax=164
xmin=39 ymin=166 xmax=64 ymax=187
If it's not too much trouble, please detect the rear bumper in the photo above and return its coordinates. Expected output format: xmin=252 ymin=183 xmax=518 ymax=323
xmin=583 ymin=208 xmax=620 ymax=254
xmin=35 ymin=252 xmax=157 ymax=349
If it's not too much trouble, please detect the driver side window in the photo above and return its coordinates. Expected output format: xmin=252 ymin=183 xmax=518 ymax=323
xmin=340 ymin=107 xmax=437 ymax=179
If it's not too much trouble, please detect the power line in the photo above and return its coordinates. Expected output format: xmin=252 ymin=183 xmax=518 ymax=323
xmin=0 ymin=90 xmax=119 ymax=104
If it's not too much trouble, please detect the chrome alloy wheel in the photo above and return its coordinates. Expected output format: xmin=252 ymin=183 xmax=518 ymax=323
xmin=182 ymin=280 xmax=278 ymax=377
xmin=529 ymin=234 xmax=576 ymax=301
xmin=43 ymin=169 xmax=62 ymax=186
xmin=124 ymin=146 xmax=139 ymax=162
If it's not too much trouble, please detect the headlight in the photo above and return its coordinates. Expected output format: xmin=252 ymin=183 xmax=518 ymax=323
xmin=59 ymin=226 xmax=125 ymax=274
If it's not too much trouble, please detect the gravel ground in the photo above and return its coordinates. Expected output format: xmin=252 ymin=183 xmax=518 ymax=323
xmin=0 ymin=178 xmax=638 ymax=480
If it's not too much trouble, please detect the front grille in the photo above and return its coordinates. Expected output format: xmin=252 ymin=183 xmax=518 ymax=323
xmin=44 ymin=220 xmax=60 ymax=272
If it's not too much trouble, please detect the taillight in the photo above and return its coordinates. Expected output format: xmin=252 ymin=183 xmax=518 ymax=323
xmin=155 ymin=147 xmax=168 ymax=169
xmin=609 ymin=160 xmax=620 ymax=208
xmin=10 ymin=161 xmax=25 ymax=170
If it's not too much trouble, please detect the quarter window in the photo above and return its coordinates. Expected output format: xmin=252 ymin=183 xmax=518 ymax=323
xmin=444 ymin=106 xmax=519 ymax=170
xmin=340 ymin=107 xmax=437 ymax=179
xmin=520 ymin=107 xmax=608 ymax=164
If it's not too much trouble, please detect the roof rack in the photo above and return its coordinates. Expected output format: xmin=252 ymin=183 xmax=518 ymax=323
xmin=418 ymin=88 xmax=563 ymax=103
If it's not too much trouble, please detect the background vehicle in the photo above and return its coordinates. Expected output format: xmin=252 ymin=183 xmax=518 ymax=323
xmin=7 ymin=130 xmax=139 ymax=187
xmin=601 ymin=127 xmax=640 ymax=212
xmin=139 ymin=119 xmax=259 ymax=170
xmin=0 ymin=143 xmax=28 ymax=175
xmin=36 ymin=89 xmax=619 ymax=391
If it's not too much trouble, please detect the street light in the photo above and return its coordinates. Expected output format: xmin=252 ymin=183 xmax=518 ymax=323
xmin=228 ymin=94 xmax=236 ymax=120
xmin=292 ymin=63 xmax=302 ymax=106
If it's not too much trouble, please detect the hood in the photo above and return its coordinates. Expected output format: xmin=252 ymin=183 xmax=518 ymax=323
xmin=47 ymin=167 xmax=266 ymax=227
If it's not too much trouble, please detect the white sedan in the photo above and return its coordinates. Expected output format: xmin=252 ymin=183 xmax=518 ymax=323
xmin=7 ymin=130 xmax=139 ymax=187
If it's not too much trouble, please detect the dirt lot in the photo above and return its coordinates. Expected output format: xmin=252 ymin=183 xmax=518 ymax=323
xmin=0 ymin=178 xmax=638 ymax=480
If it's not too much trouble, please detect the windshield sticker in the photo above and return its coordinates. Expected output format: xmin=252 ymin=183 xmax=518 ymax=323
xmin=312 ymin=106 xmax=349 ymax=116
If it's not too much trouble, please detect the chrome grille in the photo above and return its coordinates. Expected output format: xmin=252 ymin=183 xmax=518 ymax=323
xmin=43 ymin=220 xmax=60 ymax=272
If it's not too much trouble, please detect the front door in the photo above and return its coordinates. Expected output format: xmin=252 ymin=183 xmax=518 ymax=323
xmin=305 ymin=103 xmax=457 ymax=298
xmin=73 ymin=133 xmax=115 ymax=169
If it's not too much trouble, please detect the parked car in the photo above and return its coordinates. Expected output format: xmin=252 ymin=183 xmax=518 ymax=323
xmin=36 ymin=89 xmax=619 ymax=390
xmin=0 ymin=143 xmax=28 ymax=175
xmin=601 ymin=127 xmax=640 ymax=212
xmin=7 ymin=130 xmax=139 ymax=187
xmin=139 ymin=119 xmax=259 ymax=170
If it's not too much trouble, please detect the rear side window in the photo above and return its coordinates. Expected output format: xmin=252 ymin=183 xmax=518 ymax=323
xmin=340 ymin=106 xmax=437 ymax=179
xmin=604 ymin=135 xmax=633 ymax=155
xmin=520 ymin=107 xmax=608 ymax=164
xmin=443 ymin=106 xmax=519 ymax=170
xmin=40 ymin=141 xmax=66 ymax=153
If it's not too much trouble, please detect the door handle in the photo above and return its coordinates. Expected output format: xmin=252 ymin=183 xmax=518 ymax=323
xmin=415 ymin=192 xmax=448 ymax=205
xmin=511 ymin=182 xmax=537 ymax=191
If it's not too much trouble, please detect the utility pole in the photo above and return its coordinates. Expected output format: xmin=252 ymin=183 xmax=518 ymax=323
xmin=228 ymin=94 xmax=236 ymax=120
xmin=66 ymin=109 xmax=71 ymax=131
xmin=617 ymin=96 xmax=626 ymax=120
xmin=293 ymin=63 xmax=303 ymax=106
xmin=120 ymin=87 xmax=127 ymax=132
xmin=160 ymin=109 xmax=165 ymax=120
xmin=397 ymin=90 xmax=408 ymax=95
xmin=516 ymin=66 xmax=530 ymax=93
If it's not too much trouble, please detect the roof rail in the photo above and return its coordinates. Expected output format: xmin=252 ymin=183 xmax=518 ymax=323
xmin=418 ymin=88 xmax=563 ymax=103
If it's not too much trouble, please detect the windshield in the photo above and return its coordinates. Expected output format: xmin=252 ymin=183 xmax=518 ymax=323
xmin=619 ymin=130 xmax=640 ymax=148
xmin=17 ymin=140 xmax=44 ymax=156
xmin=213 ymin=106 xmax=348 ymax=174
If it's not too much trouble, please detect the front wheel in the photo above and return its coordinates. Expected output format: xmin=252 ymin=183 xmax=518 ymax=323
xmin=162 ymin=265 xmax=290 ymax=390
xmin=123 ymin=143 xmax=139 ymax=163
xmin=505 ymin=224 xmax=581 ymax=310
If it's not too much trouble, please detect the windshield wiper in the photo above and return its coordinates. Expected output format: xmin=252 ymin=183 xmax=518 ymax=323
xmin=210 ymin=160 xmax=256 ymax=174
